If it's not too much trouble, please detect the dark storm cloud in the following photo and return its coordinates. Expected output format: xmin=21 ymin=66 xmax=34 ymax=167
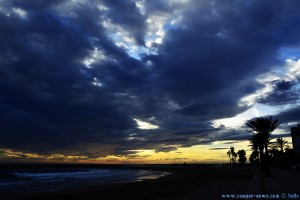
xmin=213 ymin=129 xmax=252 ymax=142
xmin=276 ymin=106 xmax=300 ymax=124
xmin=1 ymin=0 xmax=300 ymax=158
xmin=148 ymin=0 xmax=300 ymax=112
xmin=155 ymin=146 xmax=177 ymax=153
xmin=101 ymin=0 xmax=146 ymax=45
xmin=275 ymin=80 xmax=294 ymax=91
xmin=259 ymin=90 xmax=299 ymax=106
xmin=143 ymin=0 xmax=300 ymax=144
xmin=258 ymin=80 xmax=300 ymax=105
xmin=0 ymin=0 xmax=141 ymax=153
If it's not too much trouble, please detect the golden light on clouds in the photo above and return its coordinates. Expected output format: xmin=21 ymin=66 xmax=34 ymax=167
xmin=0 ymin=136 xmax=292 ymax=164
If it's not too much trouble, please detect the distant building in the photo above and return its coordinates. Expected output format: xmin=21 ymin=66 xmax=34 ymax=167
xmin=291 ymin=126 xmax=300 ymax=158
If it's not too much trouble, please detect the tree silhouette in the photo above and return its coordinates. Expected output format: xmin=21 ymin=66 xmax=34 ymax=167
xmin=249 ymin=134 xmax=263 ymax=163
xmin=269 ymin=144 xmax=279 ymax=158
xmin=249 ymin=150 xmax=259 ymax=166
xmin=227 ymin=150 xmax=232 ymax=164
xmin=276 ymin=137 xmax=289 ymax=152
xmin=246 ymin=117 xmax=280 ymax=176
xmin=227 ymin=146 xmax=237 ymax=166
xmin=237 ymin=149 xmax=247 ymax=166
xmin=232 ymin=152 xmax=237 ymax=164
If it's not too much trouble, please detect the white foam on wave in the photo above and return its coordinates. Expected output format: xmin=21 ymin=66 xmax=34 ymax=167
xmin=13 ymin=169 xmax=111 ymax=180
xmin=0 ymin=181 xmax=26 ymax=186
xmin=138 ymin=171 xmax=171 ymax=180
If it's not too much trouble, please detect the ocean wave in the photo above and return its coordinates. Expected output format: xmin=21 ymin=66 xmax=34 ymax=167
xmin=0 ymin=181 xmax=26 ymax=186
xmin=13 ymin=169 xmax=111 ymax=180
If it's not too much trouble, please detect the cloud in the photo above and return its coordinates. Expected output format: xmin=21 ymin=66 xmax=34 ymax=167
xmin=259 ymin=89 xmax=299 ymax=106
xmin=222 ymin=141 xmax=240 ymax=145
xmin=275 ymin=80 xmax=294 ymax=91
xmin=255 ymin=60 xmax=300 ymax=106
xmin=1 ymin=0 xmax=300 ymax=160
xmin=209 ymin=148 xmax=229 ymax=151
xmin=101 ymin=0 xmax=146 ymax=46
xmin=155 ymin=146 xmax=177 ymax=153
xmin=276 ymin=106 xmax=300 ymax=124
xmin=0 ymin=0 xmax=139 ymax=153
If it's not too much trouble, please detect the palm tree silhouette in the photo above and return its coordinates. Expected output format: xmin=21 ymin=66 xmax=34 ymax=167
xmin=237 ymin=149 xmax=247 ymax=166
xmin=227 ymin=150 xmax=232 ymax=164
xmin=227 ymin=147 xmax=237 ymax=166
xmin=232 ymin=152 xmax=237 ymax=164
xmin=249 ymin=150 xmax=259 ymax=166
xmin=246 ymin=117 xmax=280 ymax=176
xmin=276 ymin=137 xmax=289 ymax=152
xmin=249 ymin=134 xmax=263 ymax=163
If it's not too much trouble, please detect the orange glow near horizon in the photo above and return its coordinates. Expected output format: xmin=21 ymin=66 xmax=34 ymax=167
xmin=0 ymin=137 xmax=293 ymax=164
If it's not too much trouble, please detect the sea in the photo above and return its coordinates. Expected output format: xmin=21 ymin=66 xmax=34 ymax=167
xmin=0 ymin=164 xmax=169 ymax=198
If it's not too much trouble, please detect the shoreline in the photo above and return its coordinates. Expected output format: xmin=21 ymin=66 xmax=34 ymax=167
xmin=2 ymin=166 xmax=253 ymax=200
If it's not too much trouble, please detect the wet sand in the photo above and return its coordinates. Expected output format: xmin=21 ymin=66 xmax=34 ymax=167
xmin=4 ymin=166 xmax=254 ymax=200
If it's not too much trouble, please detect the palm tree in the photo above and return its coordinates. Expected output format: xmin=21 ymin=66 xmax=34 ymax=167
xmin=249 ymin=150 xmax=259 ymax=165
xmin=227 ymin=150 xmax=232 ymax=164
xmin=246 ymin=117 xmax=280 ymax=176
xmin=232 ymin=152 xmax=237 ymax=164
xmin=227 ymin=147 xmax=237 ymax=166
xmin=246 ymin=117 xmax=280 ymax=156
xmin=269 ymin=144 xmax=279 ymax=158
xmin=237 ymin=149 xmax=247 ymax=165
xmin=230 ymin=146 xmax=237 ymax=164
xmin=249 ymin=134 xmax=263 ymax=162
xmin=276 ymin=137 xmax=289 ymax=152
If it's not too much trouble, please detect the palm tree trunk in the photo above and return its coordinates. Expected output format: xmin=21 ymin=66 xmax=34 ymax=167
xmin=259 ymin=146 xmax=264 ymax=164
xmin=264 ymin=144 xmax=269 ymax=157
xmin=264 ymin=143 xmax=271 ymax=177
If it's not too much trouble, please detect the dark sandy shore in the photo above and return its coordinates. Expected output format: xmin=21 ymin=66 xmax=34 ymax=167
xmin=3 ymin=166 xmax=254 ymax=200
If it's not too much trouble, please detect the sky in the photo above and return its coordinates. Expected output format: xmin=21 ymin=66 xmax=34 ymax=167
xmin=1 ymin=0 xmax=300 ymax=164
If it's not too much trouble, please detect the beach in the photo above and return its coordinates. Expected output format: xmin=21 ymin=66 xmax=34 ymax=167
xmin=1 ymin=165 xmax=254 ymax=200
xmin=1 ymin=164 xmax=300 ymax=200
